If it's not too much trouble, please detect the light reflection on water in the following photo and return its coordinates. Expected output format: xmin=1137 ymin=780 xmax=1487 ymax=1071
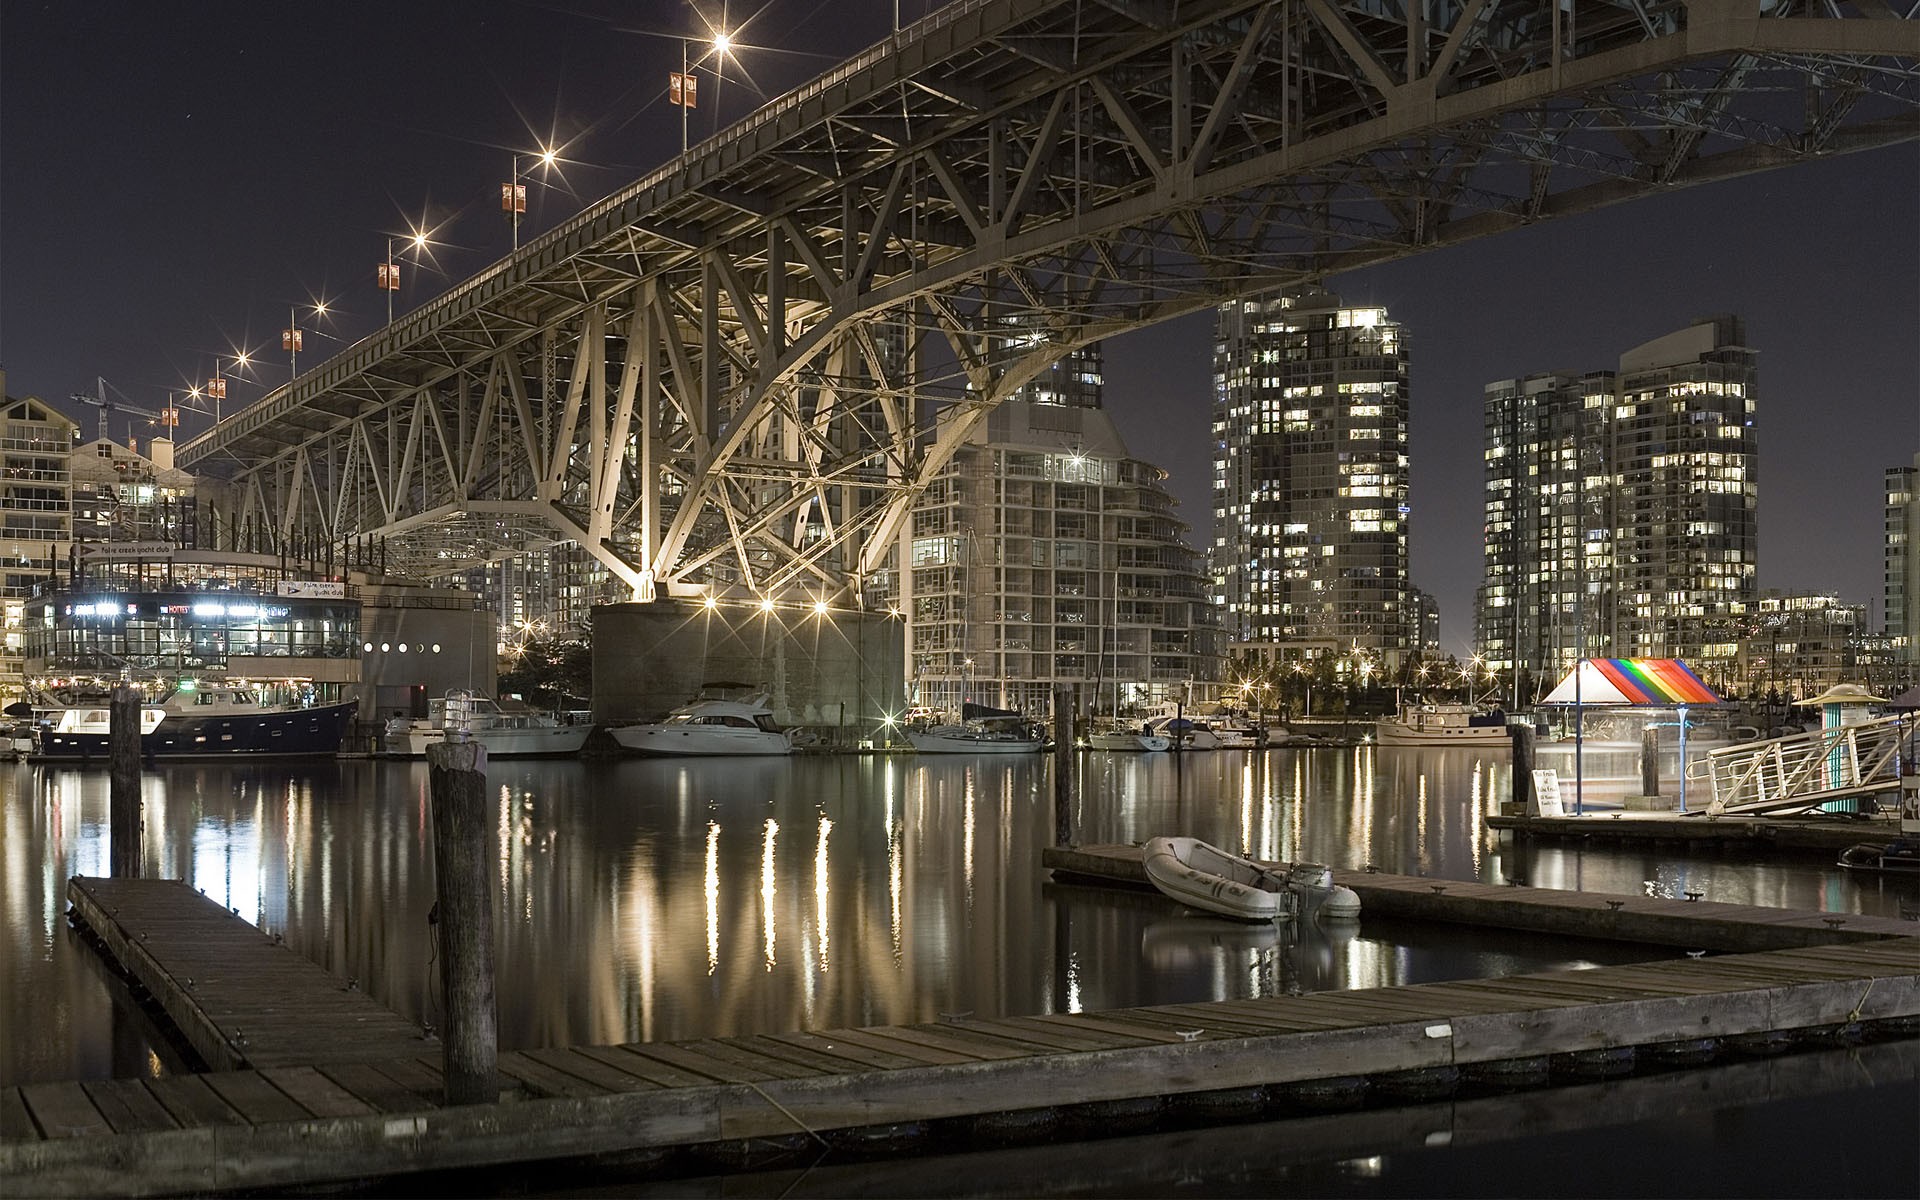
xmin=2 ymin=748 xmax=1912 ymax=1088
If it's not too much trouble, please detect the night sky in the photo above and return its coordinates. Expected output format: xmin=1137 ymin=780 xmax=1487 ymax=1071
xmin=4 ymin=1 xmax=1915 ymax=653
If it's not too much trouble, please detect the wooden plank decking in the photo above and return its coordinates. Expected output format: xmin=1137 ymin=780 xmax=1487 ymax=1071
xmin=5 ymin=868 xmax=1915 ymax=1197
xmin=1047 ymin=843 xmax=1920 ymax=950
xmin=64 ymin=877 xmax=435 ymax=1073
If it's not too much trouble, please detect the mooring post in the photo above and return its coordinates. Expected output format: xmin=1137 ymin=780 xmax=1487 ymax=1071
xmin=109 ymin=685 xmax=142 ymax=878
xmin=1510 ymin=722 xmax=1535 ymax=813
xmin=427 ymin=737 xmax=497 ymax=1105
xmin=1053 ymin=682 xmax=1075 ymax=847
xmin=1641 ymin=725 xmax=1662 ymax=798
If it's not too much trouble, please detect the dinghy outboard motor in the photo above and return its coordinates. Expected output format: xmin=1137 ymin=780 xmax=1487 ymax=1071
xmin=1285 ymin=862 xmax=1363 ymax=921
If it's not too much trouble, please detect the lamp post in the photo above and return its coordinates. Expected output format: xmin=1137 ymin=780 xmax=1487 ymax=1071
xmin=379 ymin=233 xmax=429 ymax=325
xmin=379 ymin=237 xmax=401 ymax=326
xmin=672 ymin=29 xmax=732 ymax=152
xmin=283 ymin=306 xmax=306 ymax=378
xmin=504 ymin=149 xmax=557 ymax=251
xmin=205 ymin=352 xmax=250 ymax=425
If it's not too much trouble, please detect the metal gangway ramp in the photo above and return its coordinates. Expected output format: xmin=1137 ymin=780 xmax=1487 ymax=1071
xmin=1696 ymin=717 xmax=1912 ymax=816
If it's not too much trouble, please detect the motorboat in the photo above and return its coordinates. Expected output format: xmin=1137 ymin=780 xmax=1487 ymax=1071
xmin=1375 ymin=703 xmax=1512 ymax=747
xmin=1836 ymin=838 xmax=1920 ymax=875
xmin=384 ymin=692 xmax=591 ymax=758
xmin=1087 ymin=724 xmax=1170 ymax=752
xmin=1142 ymin=713 xmax=1222 ymax=751
xmin=35 ymin=686 xmax=358 ymax=761
xmin=1142 ymin=836 xmax=1361 ymax=923
xmin=606 ymin=692 xmax=794 ymax=757
xmin=907 ymin=702 xmax=1047 ymax=754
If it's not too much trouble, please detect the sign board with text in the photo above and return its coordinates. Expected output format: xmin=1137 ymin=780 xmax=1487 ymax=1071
xmin=1530 ymin=769 xmax=1565 ymax=817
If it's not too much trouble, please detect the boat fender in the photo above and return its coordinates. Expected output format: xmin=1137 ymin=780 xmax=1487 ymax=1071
xmin=1320 ymin=886 xmax=1362 ymax=919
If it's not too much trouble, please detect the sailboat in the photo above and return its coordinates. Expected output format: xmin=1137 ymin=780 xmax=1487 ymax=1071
xmin=1085 ymin=568 xmax=1169 ymax=751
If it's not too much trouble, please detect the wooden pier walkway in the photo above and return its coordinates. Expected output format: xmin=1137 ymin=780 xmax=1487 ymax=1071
xmin=1047 ymin=844 xmax=1920 ymax=950
xmin=64 ymin=877 xmax=434 ymax=1073
xmin=3 ymin=868 xmax=1915 ymax=1197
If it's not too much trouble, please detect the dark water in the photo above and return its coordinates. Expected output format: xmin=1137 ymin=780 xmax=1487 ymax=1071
xmin=4 ymin=747 xmax=1915 ymax=1191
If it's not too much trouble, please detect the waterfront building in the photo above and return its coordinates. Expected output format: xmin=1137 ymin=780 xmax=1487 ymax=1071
xmin=69 ymin=436 xmax=196 ymax=548
xmin=892 ymin=339 xmax=1218 ymax=717
xmin=1477 ymin=370 xmax=1616 ymax=697
xmin=1887 ymin=454 xmax=1918 ymax=665
xmin=1408 ymin=586 xmax=1443 ymax=658
xmin=1211 ymin=287 xmax=1412 ymax=669
xmin=1476 ymin=317 xmax=1758 ymax=691
xmin=23 ymin=547 xmax=495 ymax=724
xmin=1 ymin=372 xmax=76 ymax=706
xmin=1733 ymin=591 xmax=1882 ymax=700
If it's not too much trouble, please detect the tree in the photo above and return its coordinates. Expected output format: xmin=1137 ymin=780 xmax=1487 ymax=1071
xmin=498 ymin=637 xmax=592 ymax=712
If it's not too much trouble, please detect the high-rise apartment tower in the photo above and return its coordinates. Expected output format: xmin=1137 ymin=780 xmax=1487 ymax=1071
xmin=1212 ymin=287 xmax=1411 ymax=667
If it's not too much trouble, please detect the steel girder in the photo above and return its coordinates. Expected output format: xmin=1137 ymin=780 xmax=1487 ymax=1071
xmin=179 ymin=0 xmax=1919 ymax=605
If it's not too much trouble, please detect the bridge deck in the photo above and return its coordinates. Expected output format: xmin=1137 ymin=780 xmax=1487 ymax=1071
xmin=8 ymin=870 xmax=1915 ymax=1196
xmin=64 ymin=877 xmax=436 ymax=1073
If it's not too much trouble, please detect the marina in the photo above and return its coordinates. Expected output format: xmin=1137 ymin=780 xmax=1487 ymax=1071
xmin=5 ymin=849 xmax=1914 ymax=1195
xmin=5 ymin=747 xmax=1917 ymax=1194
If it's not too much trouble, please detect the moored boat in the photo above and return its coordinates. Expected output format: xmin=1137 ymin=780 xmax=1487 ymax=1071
xmin=1142 ymin=713 xmax=1222 ymax=750
xmin=1142 ymin=836 xmax=1361 ymax=923
xmin=907 ymin=702 xmax=1047 ymax=754
xmin=1087 ymin=726 xmax=1170 ymax=752
xmin=1836 ymin=838 xmax=1920 ymax=875
xmin=384 ymin=692 xmax=591 ymax=758
xmin=1375 ymin=703 xmax=1511 ymax=747
xmin=35 ymin=686 xmax=358 ymax=761
xmin=606 ymin=691 xmax=794 ymax=757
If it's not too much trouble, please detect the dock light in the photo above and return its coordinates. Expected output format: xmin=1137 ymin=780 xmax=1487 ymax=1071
xmin=704 ymin=595 xmax=718 ymax=610
xmin=813 ymin=600 xmax=828 ymax=616
xmin=759 ymin=598 xmax=775 ymax=614
xmin=712 ymin=31 xmax=731 ymax=54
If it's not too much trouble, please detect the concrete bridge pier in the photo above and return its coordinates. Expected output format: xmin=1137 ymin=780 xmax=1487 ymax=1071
xmin=591 ymin=600 xmax=906 ymax=737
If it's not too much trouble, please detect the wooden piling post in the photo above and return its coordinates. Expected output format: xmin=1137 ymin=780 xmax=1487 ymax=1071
xmin=109 ymin=686 xmax=142 ymax=878
xmin=427 ymin=738 xmax=497 ymax=1105
xmin=1510 ymin=722 xmax=1535 ymax=814
xmin=1640 ymin=726 xmax=1662 ymax=798
xmin=1053 ymin=683 xmax=1075 ymax=847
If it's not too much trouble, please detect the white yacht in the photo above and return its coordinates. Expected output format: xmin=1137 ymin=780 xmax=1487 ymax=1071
xmin=384 ymin=693 xmax=591 ymax=758
xmin=608 ymin=693 xmax=794 ymax=757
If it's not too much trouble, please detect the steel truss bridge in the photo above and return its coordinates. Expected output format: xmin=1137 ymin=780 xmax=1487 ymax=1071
xmin=180 ymin=0 xmax=1919 ymax=607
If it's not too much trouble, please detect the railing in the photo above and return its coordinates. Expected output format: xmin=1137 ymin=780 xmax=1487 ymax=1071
xmin=1699 ymin=717 xmax=1911 ymax=816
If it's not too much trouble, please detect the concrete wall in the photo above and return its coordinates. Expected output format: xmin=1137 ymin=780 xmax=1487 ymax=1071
xmin=354 ymin=603 xmax=496 ymax=722
xmin=593 ymin=601 xmax=905 ymax=728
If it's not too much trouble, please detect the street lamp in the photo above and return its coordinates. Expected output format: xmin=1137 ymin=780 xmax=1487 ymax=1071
xmin=204 ymin=351 xmax=253 ymax=424
xmin=379 ymin=232 xmax=430 ymax=326
xmin=672 ymin=28 xmax=734 ymax=151
xmin=504 ymin=148 xmax=558 ymax=251
xmin=282 ymin=301 xmax=332 ymax=380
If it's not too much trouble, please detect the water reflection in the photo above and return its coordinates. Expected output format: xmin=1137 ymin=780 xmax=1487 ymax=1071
xmin=2 ymin=748 xmax=1911 ymax=1087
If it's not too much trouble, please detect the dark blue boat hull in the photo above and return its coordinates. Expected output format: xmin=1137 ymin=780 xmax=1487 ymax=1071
xmin=36 ymin=700 xmax=359 ymax=761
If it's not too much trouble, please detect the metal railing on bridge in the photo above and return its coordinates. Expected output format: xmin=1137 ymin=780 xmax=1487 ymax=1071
xmin=1695 ymin=717 xmax=1913 ymax=817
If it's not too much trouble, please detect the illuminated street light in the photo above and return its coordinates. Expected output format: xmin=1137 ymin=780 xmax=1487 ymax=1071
xmin=504 ymin=147 xmax=559 ymax=251
xmin=673 ymin=28 xmax=734 ymax=151
xmin=379 ymin=231 xmax=432 ymax=326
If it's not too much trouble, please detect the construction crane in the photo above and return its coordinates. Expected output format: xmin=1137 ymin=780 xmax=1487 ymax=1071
xmin=71 ymin=377 xmax=177 ymax=444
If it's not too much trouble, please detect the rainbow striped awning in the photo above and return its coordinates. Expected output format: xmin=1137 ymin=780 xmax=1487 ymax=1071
xmin=1541 ymin=659 xmax=1721 ymax=706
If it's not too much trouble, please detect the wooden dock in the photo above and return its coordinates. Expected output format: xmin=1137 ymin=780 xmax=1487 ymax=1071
xmin=1486 ymin=810 xmax=1902 ymax=855
xmin=1047 ymin=844 xmax=1920 ymax=951
xmin=64 ymin=877 xmax=435 ymax=1072
xmin=3 ymin=868 xmax=1915 ymax=1197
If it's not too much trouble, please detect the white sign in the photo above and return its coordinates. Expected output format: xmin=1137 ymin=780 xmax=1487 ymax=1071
xmin=277 ymin=580 xmax=346 ymax=598
xmin=1530 ymin=769 xmax=1565 ymax=818
xmin=78 ymin=541 xmax=177 ymax=559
